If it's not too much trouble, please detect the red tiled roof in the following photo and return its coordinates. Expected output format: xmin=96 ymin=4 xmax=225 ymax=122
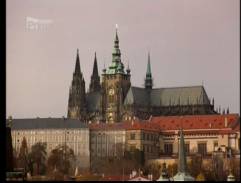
xmin=150 ymin=114 xmax=239 ymax=131
xmin=88 ymin=114 xmax=240 ymax=135
xmin=89 ymin=120 xmax=160 ymax=132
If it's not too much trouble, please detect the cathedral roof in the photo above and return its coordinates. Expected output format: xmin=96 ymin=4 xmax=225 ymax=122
xmin=124 ymin=85 xmax=211 ymax=107
xmin=10 ymin=118 xmax=87 ymax=130
xmin=124 ymin=87 xmax=149 ymax=107
xmin=151 ymin=85 xmax=210 ymax=106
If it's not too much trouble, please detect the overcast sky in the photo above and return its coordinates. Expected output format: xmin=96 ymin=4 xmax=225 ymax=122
xmin=7 ymin=0 xmax=240 ymax=118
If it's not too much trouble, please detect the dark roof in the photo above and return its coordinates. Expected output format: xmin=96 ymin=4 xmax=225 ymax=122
xmin=86 ymin=91 xmax=101 ymax=112
xmin=151 ymin=85 xmax=210 ymax=106
xmin=124 ymin=87 xmax=149 ymax=106
xmin=10 ymin=118 xmax=88 ymax=130
xmin=124 ymin=85 xmax=210 ymax=107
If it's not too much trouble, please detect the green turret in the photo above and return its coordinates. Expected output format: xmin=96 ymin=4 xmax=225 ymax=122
xmin=106 ymin=26 xmax=125 ymax=74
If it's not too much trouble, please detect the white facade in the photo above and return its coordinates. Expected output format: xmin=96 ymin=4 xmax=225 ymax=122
xmin=90 ymin=129 xmax=126 ymax=158
xmin=11 ymin=128 xmax=90 ymax=169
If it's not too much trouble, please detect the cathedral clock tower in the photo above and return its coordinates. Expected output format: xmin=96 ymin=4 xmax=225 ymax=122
xmin=101 ymin=27 xmax=131 ymax=123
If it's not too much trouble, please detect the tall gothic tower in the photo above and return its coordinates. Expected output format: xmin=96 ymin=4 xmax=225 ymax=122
xmin=101 ymin=27 xmax=131 ymax=123
xmin=67 ymin=49 xmax=87 ymax=120
xmin=89 ymin=52 xmax=101 ymax=93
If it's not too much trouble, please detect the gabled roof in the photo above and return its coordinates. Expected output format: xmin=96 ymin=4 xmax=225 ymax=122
xmin=151 ymin=85 xmax=210 ymax=106
xmin=124 ymin=87 xmax=149 ymax=106
xmin=10 ymin=118 xmax=87 ymax=130
xmin=86 ymin=91 xmax=101 ymax=112
xmin=124 ymin=85 xmax=210 ymax=107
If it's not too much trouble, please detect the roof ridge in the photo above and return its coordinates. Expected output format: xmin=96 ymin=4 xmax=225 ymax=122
xmin=152 ymin=85 xmax=203 ymax=90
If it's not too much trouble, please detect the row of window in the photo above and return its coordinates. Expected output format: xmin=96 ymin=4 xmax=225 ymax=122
xmin=143 ymin=145 xmax=155 ymax=153
xmin=163 ymin=142 xmax=208 ymax=155
xmin=14 ymin=130 xmax=88 ymax=135
xmin=130 ymin=132 xmax=158 ymax=141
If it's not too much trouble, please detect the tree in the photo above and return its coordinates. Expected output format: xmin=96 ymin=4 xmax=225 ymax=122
xmin=12 ymin=148 xmax=18 ymax=169
xmin=6 ymin=127 xmax=14 ymax=171
xmin=212 ymin=151 xmax=225 ymax=181
xmin=196 ymin=172 xmax=205 ymax=181
xmin=188 ymin=154 xmax=203 ymax=178
xmin=229 ymin=158 xmax=240 ymax=181
xmin=47 ymin=144 xmax=76 ymax=176
xmin=167 ymin=163 xmax=177 ymax=178
xmin=143 ymin=162 xmax=161 ymax=180
xmin=29 ymin=142 xmax=47 ymax=175
xmin=18 ymin=137 xmax=29 ymax=172
xmin=124 ymin=149 xmax=145 ymax=168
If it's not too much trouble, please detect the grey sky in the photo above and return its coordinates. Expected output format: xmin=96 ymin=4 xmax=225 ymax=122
xmin=7 ymin=0 xmax=240 ymax=118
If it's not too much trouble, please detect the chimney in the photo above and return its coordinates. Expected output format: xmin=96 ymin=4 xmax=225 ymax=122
xmin=225 ymin=117 xmax=228 ymax=127
xmin=149 ymin=115 xmax=153 ymax=122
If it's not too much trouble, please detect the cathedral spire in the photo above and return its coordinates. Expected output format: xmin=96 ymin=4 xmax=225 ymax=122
xmin=89 ymin=52 xmax=101 ymax=92
xmin=74 ymin=49 xmax=81 ymax=74
xmin=112 ymin=25 xmax=121 ymax=64
xmin=115 ymin=24 xmax=119 ymax=43
xmin=145 ymin=52 xmax=153 ymax=89
xmin=92 ymin=52 xmax=99 ymax=76
xmin=67 ymin=49 xmax=86 ymax=120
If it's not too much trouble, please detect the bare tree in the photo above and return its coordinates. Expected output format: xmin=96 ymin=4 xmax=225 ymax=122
xmin=47 ymin=144 xmax=76 ymax=176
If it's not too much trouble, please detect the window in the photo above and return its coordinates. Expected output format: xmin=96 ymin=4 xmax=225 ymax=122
xmin=130 ymin=133 xmax=135 ymax=140
xmin=198 ymin=143 xmax=207 ymax=155
xmin=213 ymin=141 xmax=218 ymax=151
xmin=185 ymin=144 xmax=190 ymax=155
xmin=164 ymin=143 xmax=173 ymax=155
xmin=142 ymin=133 xmax=145 ymax=140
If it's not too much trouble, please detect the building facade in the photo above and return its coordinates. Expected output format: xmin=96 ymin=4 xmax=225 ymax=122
xmin=67 ymin=28 xmax=218 ymax=123
xmin=8 ymin=113 xmax=240 ymax=171
xmin=10 ymin=118 xmax=90 ymax=170
xmin=150 ymin=114 xmax=240 ymax=156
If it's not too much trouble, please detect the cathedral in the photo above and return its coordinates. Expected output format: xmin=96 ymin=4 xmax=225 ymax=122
xmin=67 ymin=28 xmax=217 ymax=123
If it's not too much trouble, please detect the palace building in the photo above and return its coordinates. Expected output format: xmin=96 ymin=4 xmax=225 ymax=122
xmin=67 ymin=28 xmax=218 ymax=123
